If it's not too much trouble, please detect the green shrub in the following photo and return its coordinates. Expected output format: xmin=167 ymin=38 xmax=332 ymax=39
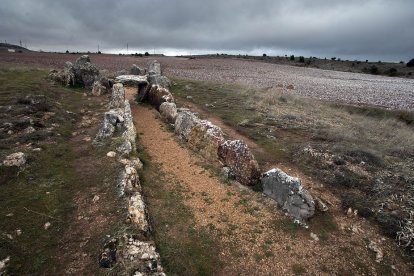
xmin=299 ymin=56 xmax=305 ymax=63
xmin=290 ymin=55 xmax=295 ymax=61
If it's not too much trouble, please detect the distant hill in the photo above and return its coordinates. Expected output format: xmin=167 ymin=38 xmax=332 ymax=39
xmin=0 ymin=43 xmax=31 ymax=52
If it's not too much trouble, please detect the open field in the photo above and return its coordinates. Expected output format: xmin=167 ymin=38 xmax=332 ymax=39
xmin=1 ymin=52 xmax=414 ymax=110
xmin=1 ymin=53 xmax=414 ymax=275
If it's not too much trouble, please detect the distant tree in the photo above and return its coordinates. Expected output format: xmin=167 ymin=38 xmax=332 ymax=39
xmin=299 ymin=56 xmax=305 ymax=63
xmin=378 ymin=60 xmax=382 ymax=63
xmin=387 ymin=68 xmax=398 ymax=76
xmin=290 ymin=55 xmax=295 ymax=61
xmin=399 ymin=61 xmax=404 ymax=64
xmin=144 ymin=52 xmax=150 ymax=56
xmin=331 ymin=57 xmax=336 ymax=61
xmin=263 ymin=53 xmax=267 ymax=57
xmin=97 ymin=51 xmax=102 ymax=54
xmin=365 ymin=60 xmax=369 ymax=63
xmin=407 ymin=59 xmax=414 ymax=67
xmin=65 ymin=50 xmax=69 ymax=54
xmin=138 ymin=53 xmax=143 ymax=57
xmin=369 ymin=65 xmax=379 ymax=74
xmin=338 ymin=58 xmax=341 ymax=61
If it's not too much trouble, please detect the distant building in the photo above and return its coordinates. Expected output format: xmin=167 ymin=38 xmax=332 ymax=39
xmin=8 ymin=49 xmax=15 ymax=53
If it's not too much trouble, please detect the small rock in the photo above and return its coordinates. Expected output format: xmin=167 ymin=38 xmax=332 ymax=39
xmin=83 ymin=136 xmax=92 ymax=142
xmin=44 ymin=222 xmax=51 ymax=230
xmin=6 ymin=234 xmax=13 ymax=240
xmin=0 ymin=256 xmax=10 ymax=274
xmin=368 ymin=241 xmax=383 ymax=263
xmin=16 ymin=229 xmax=22 ymax=236
xmin=315 ymin=198 xmax=329 ymax=212
xmin=2 ymin=152 xmax=26 ymax=167
xmin=346 ymin=208 xmax=353 ymax=217
xmin=92 ymin=195 xmax=100 ymax=203
xmin=7 ymin=130 xmax=13 ymax=135
xmin=107 ymin=151 xmax=116 ymax=158
xmin=5 ymin=213 xmax=13 ymax=217
xmin=23 ymin=126 xmax=36 ymax=134
xmin=186 ymin=96 xmax=193 ymax=99
xmin=310 ymin=232 xmax=319 ymax=241
xmin=32 ymin=148 xmax=42 ymax=152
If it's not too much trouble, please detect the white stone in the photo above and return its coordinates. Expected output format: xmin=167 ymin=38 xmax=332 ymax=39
xmin=2 ymin=152 xmax=26 ymax=167
xmin=107 ymin=151 xmax=116 ymax=158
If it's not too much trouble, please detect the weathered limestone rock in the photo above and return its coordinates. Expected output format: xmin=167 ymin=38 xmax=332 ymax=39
xmin=94 ymin=110 xmax=124 ymax=143
xmin=130 ymin=64 xmax=143 ymax=75
xmin=117 ymin=100 xmax=136 ymax=156
xmin=187 ymin=120 xmax=225 ymax=162
xmin=2 ymin=152 xmax=26 ymax=167
xmin=0 ymin=256 xmax=10 ymax=275
xmin=174 ymin=111 xmax=199 ymax=141
xmin=159 ymin=102 xmax=177 ymax=123
xmin=147 ymin=60 xmax=161 ymax=75
xmin=127 ymin=193 xmax=150 ymax=233
xmin=72 ymin=55 xmax=99 ymax=88
xmin=110 ymin=83 xmax=126 ymax=109
xmin=218 ymin=140 xmax=261 ymax=186
xmin=147 ymin=85 xmax=174 ymax=109
xmin=119 ymin=165 xmax=140 ymax=196
xmin=261 ymin=168 xmax=315 ymax=223
xmin=118 ymin=235 xmax=165 ymax=275
xmin=115 ymin=75 xmax=148 ymax=87
xmin=49 ymin=55 xmax=98 ymax=88
xmin=119 ymin=157 xmax=143 ymax=171
xmin=91 ymin=80 xmax=107 ymax=96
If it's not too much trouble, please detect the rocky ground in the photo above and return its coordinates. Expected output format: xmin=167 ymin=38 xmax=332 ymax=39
xmin=1 ymin=52 xmax=414 ymax=110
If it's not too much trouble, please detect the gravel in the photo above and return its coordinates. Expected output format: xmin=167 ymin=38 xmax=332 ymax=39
xmin=1 ymin=52 xmax=413 ymax=110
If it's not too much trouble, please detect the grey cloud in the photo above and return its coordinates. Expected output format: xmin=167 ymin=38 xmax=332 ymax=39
xmin=0 ymin=0 xmax=413 ymax=61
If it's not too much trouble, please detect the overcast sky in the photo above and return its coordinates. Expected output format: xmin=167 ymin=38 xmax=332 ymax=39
xmin=1 ymin=0 xmax=413 ymax=61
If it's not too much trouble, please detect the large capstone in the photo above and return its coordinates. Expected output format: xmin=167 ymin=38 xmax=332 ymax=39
xmin=261 ymin=168 xmax=315 ymax=223
xmin=115 ymin=75 xmax=148 ymax=87
xmin=218 ymin=140 xmax=261 ymax=186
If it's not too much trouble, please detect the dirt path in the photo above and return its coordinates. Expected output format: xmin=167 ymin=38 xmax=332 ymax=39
xmin=127 ymin=91 xmax=412 ymax=275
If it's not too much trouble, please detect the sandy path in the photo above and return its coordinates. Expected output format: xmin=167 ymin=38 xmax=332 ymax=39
xmin=127 ymin=89 xmax=410 ymax=275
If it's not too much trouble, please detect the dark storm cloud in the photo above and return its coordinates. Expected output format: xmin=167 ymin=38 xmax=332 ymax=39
xmin=1 ymin=0 xmax=413 ymax=61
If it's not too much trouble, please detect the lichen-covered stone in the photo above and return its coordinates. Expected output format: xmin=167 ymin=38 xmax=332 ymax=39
xmin=187 ymin=120 xmax=225 ymax=162
xmin=118 ymin=235 xmax=165 ymax=275
xmin=115 ymin=75 xmax=148 ymax=87
xmin=218 ymin=140 xmax=261 ymax=186
xmin=91 ymin=80 xmax=107 ymax=96
xmin=94 ymin=109 xmax=124 ymax=143
xmin=2 ymin=152 xmax=26 ymax=167
xmin=130 ymin=64 xmax=143 ymax=75
xmin=174 ymin=111 xmax=199 ymax=141
xmin=110 ymin=83 xmax=126 ymax=109
xmin=261 ymin=168 xmax=315 ymax=223
xmin=159 ymin=102 xmax=178 ymax=123
xmin=147 ymin=85 xmax=174 ymax=109
xmin=127 ymin=193 xmax=150 ymax=234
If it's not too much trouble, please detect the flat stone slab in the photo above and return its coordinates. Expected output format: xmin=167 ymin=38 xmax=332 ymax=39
xmin=115 ymin=75 xmax=148 ymax=86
